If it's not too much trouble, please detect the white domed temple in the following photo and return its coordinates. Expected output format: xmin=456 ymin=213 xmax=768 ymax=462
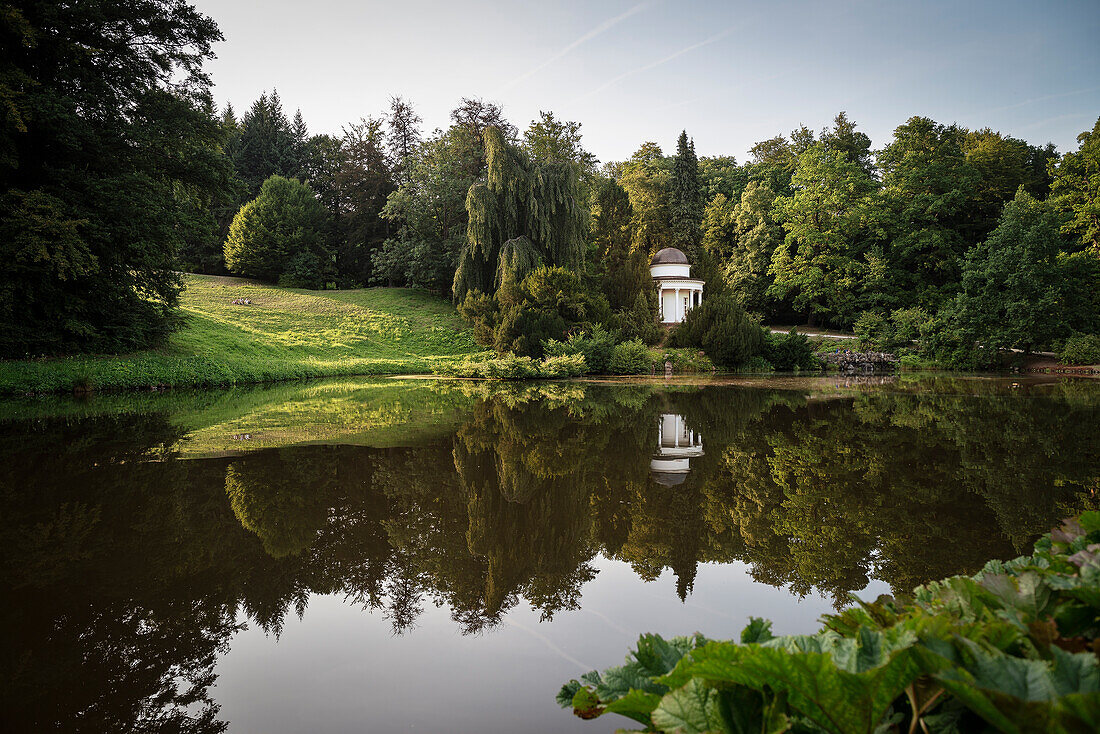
xmin=650 ymin=247 xmax=703 ymax=324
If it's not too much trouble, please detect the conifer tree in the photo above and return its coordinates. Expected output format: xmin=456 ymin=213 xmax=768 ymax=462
xmin=670 ymin=130 xmax=703 ymax=257
xmin=236 ymin=91 xmax=296 ymax=195
xmin=387 ymin=96 xmax=423 ymax=183
xmin=290 ymin=109 xmax=309 ymax=178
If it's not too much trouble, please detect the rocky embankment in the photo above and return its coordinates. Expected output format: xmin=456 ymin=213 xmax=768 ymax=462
xmin=820 ymin=350 xmax=898 ymax=373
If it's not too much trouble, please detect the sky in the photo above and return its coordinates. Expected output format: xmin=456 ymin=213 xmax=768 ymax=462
xmin=193 ymin=0 xmax=1100 ymax=164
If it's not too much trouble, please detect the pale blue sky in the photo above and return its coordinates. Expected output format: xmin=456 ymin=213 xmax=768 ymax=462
xmin=195 ymin=0 xmax=1100 ymax=163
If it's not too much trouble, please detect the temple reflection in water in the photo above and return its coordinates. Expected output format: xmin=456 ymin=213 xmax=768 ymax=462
xmin=650 ymin=413 xmax=703 ymax=486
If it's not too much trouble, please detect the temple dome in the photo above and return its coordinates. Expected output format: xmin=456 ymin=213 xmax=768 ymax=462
xmin=651 ymin=247 xmax=689 ymax=266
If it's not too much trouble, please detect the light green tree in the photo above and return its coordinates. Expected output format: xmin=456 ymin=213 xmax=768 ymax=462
xmin=768 ymin=144 xmax=881 ymax=326
xmin=1049 ymin=116 xmax=1100 ymax=255
xmin=224 ymin=175 xmax=332 ymax=287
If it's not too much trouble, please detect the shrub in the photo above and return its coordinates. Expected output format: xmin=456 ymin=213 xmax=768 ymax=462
xmin=543 ymin=325 xmax=617 ymax=374
xmin=737 ymin=355 xmax=774 ymax=373
xmin=670 ymin=294 xmax=763 ymax=370
xmin=607 ymin=339 xmax=652 ymax=375
xmin=482 ymin=354 xmax=540 ymax=380
xmin=1060 ymin=334 xmax=1100 ymax=365
xmin=540 ymin=354 xmax=587 ymax=378
xmin=763 ymin=329 xmax=819 ymax=371
xmin=854 ymin=310 xmax=890 ymax=350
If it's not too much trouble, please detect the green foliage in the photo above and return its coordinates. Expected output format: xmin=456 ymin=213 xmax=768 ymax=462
xmin=1059 ymin=335 xmax=1100 ymax=365
xmin=437 ymin=352 xmax=588 ymax=380
xmin=454 ymin=127 xmax=587 ymax=301
xmin=950 ymin=189 xmax=1100 ymax=353
xmin=769 ymin=144 xmax=882 ymax=326
xmin=670 ymin=131 xmax=704 ymax=257
xmin=224 ymin=175 xmax=333 ymax=286
xmin=0 ymin=1 xmax=229 ymax=356
xmin=1049 ymin=117 xmax=1100 ymax=255
xmin=544 ymin=326 xmax=618 ymax=374
xmin=608 ymin=339 xmax=654 ymax=375
xmin=763 ymin=330 xmax=820 ymax=371
xmin=671 ymin=295 xmax=764 ymax=370
xmin=560 ymin=513 xmax=1100 ymax=733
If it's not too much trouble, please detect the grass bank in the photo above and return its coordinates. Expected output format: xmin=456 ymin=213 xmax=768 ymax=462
xmin=0 ymin=274 xmax=481 ymax=394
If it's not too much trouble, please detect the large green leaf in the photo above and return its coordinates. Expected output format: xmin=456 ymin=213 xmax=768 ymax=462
xmin=651 ymin=679 xmax=727 ymax=734
xmin=661 ymin=629 xmax=923 ymax=734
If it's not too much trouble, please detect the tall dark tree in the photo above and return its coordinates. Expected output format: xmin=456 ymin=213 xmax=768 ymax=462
xmin=235 ymin=91 xmax=296 ymax=196
xmin=669 ymin=130 xmax=704 ymax=256
xmin=592 ymin=178 xmax=644 ymax=311
xmin=333 ymin=117 xmax=395 ymax=284
xmin=290 ymin=109 xmax=309 ymax=178
xmin=386 ymin=96 xmax=423 ymax=184
xmin=0 ymin=0 xmax=229 ymax=355
xmin=449 ymin=97 xmax=517 ymax=177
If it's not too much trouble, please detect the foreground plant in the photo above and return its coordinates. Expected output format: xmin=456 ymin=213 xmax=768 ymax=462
xmin=558 ymin=513 xmax=1100 ymax=732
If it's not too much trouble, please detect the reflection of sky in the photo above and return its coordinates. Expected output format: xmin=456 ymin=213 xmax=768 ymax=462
xmin=214 ymin=556 xmax=889 ymax=733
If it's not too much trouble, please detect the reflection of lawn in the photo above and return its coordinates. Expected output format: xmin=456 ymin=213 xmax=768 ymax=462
xmin=176 ymin=379 xmax=477 ymax=457
xmin=0 ymin=378 xmax=478 ymax=457
xmin=0 ymin=274 xmax=480 ymax=394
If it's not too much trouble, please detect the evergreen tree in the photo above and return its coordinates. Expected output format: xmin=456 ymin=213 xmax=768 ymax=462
xmin=669 ymin=130 xmax=703 ymax=257
xmin=592 ymin=178 xmax=642 ymax=311
xmin=333 ymin=117 xmax=394 ymax=284
xmin=290 ymin=109 xmax=309 ymax=178
xmin=236 ymin=91 xmax=297 ymax=196
xmin=386 ymin=96 xmax=423 ymax=183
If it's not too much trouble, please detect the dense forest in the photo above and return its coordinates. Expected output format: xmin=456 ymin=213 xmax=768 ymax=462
xmin=1 ymin=1 xmax=1098 ymax=366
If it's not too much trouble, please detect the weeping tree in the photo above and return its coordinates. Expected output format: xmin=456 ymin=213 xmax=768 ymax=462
xmin=453 ymin=127 xmax=587 ymax=301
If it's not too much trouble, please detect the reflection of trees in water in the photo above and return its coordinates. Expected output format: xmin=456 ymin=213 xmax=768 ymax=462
xmin=2 ymin=380 xmax=1098 ymax=730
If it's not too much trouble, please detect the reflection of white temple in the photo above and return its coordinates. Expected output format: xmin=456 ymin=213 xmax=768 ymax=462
xmin=650 ymin=414 xmax=704 ymax=486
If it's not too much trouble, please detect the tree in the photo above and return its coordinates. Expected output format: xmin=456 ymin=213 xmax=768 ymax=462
xmin=290 ymin=109 xmax=309 ymax=178
xmin=224 ymin=175 xmax=333 ymax=287
xmin=820 ymin=112 xmax=873 ymax=176
xmin=669 ymin=293 xmax=763 ymax=369
xmin=332 ymin=117 xmax=394 ymax=284
xmin=449 ymin=97 xmax=517 ymax=177
xmin=374 ymin=127 xmax=478 ymax=292
xmin=669 ymin=131 xmax=703 ymax=257
xmin=877 ymin=117 xmax=979 ymax=309
xmin=963 ymin=128 xmax=1055 ymax=243
xmin=728 ymin=182 xmax=782 ymax=312
xmin=453 ymin=127 xmax=587 ymax=301
xmin=0 ymin=0 xmax=229 ymax=356
xmin=950 ymin=188 xmax=1100 ymax=354
xmin=769 ymin=145 xmax=881 ymax=326
xmin=618 ymin=142 xmax=672 ymax=256
xmin=1049 ymin=116 xmax=1100 ymax=255
xmin=235 ymin=91 xmax=297 ymax=196
xmin=592 ymin=178 xmax=641 ymax=310
xmin=523 ymin=111 xmax=598 ymax=171
xmin=386 ymin=96 xmax=423 ymax=183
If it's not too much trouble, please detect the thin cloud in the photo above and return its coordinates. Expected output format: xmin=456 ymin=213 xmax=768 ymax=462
xmin=1017 ymin=111 xmax=1098 ymax=133
xmin=973 ymin=85 xmax=1100 ymax=117
xmin=494 ymin=1 xmax=658 ymax=95
xmin=570 ymin=26 xmax=738 ymax=105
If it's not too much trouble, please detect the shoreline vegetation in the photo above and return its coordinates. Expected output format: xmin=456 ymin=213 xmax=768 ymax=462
xmin=1 ymin=275 xmax=1095 ymax=396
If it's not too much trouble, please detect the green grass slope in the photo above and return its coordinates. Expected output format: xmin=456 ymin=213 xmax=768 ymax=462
xmin=0 ymin=274 xmax=481 ymax=394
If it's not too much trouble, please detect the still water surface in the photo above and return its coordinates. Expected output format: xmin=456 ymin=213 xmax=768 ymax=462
xmin=2 ymin=375 xmax=1098 ymax=732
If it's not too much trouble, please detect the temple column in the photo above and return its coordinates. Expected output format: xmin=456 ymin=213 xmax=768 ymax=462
xmin=675 ymin=288 xmax=681 ymax=322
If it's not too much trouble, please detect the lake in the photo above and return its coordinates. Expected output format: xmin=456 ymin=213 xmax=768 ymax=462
xmin=2 ymin=374 xmax=1098 ymax=733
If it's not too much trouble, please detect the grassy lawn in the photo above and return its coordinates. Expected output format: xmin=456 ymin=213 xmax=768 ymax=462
xmin=0 ymin=274 xmax=481 ymax=394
